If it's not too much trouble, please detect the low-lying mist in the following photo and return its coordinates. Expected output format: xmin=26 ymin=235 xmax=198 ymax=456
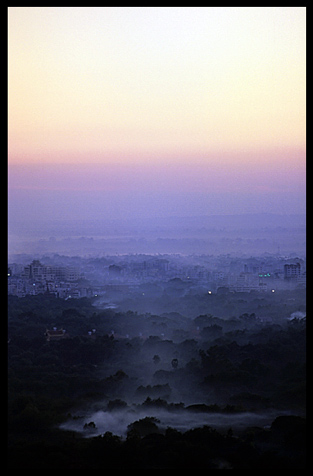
xmin=8 ymin=269 xmax=306 ymax=468
xmin=61 ymin=404 xmax=292 ymax=439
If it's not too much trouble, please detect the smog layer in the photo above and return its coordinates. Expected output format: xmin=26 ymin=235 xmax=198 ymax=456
xmin=8 ymin=219 xmax=306 ymax=467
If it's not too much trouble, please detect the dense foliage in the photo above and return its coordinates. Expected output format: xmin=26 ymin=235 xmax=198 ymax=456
xmin=8 ymin=293 xmax=306 ymax=468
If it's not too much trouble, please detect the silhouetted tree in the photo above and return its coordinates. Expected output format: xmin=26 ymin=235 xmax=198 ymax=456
xmin=171 ymin=358 xmax=178 ymax=368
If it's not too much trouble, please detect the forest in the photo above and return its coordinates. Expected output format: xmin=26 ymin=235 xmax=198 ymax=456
xmin=8 ymin=292 xmax=306 ymax=468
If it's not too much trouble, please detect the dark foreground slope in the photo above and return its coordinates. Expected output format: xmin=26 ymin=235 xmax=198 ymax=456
xmin=8 ymin=415 xmax=306 ymax=469
xmin=8 ymin=294 xmax=306 ymax=468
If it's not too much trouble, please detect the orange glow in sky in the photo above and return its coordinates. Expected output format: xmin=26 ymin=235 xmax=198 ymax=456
xmin=8 ymin=7 xmax=306 ymax=220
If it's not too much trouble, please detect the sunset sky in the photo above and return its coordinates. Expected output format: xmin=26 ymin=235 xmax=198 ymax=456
xmin=8 ymin=7 xmax=306 ymax=224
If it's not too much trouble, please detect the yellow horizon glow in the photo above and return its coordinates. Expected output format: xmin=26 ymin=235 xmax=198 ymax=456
xmin=8 ymin=7 xmax=306 ymax=168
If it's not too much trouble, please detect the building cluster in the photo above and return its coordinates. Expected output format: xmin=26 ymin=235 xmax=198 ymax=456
xmin=209 ymin=261 xmax=306 ymax=293
xmin=100 ymin=256 xmax=306 ymax=293
xmin=7 ymin=260 xmax=83 ymax=298
xmin=8 ymin=255 xmax=306 ymax=299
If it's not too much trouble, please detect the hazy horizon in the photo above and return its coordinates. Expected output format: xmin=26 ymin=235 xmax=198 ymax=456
xmin=8 ymin=7 xmax=306 ymax=253
xmin=8 ymin=212 xmax=306 ymax=258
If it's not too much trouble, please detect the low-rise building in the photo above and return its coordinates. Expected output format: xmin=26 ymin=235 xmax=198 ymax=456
xmin=45 ymin=328 xmax=66 ymax=341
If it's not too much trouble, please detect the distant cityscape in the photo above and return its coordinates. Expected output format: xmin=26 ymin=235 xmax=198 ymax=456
xmin=8 ymin=254 xmax=306 ymax=300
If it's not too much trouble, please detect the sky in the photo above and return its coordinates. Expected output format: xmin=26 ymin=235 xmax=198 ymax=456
xmin=8 ymin=7 xmax=306 ymax=227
